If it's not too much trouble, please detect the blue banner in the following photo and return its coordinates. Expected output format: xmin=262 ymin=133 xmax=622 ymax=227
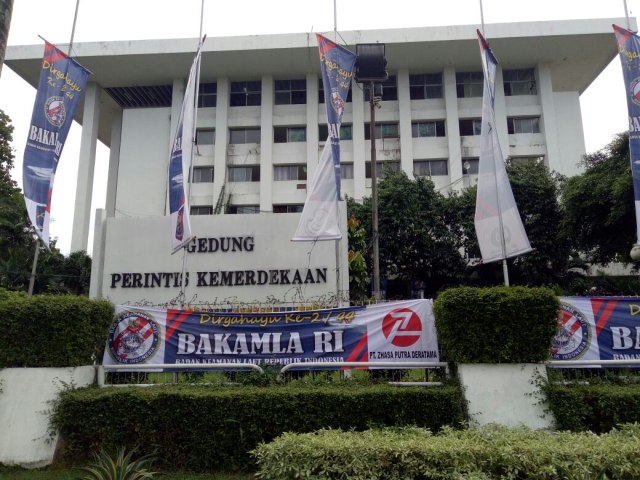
xmin=317 ymin=33 xmax=356 ymax=200
xmin=614 ymin=25 xmax=640 ymax=244
xmin=552 ymin=297 xmax=640 ymax=363
xmin=103 ymin=300 xmax=440 ymax=368
xmin=22 ymin=41 xmax=90 ymax=247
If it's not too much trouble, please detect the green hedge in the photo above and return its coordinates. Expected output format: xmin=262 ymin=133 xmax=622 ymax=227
xmin=433 ymin=286 xmax=559 ymax=363
xmin=0 ymin=294 xmax=114 ymax=367
xmin=253 ymin=424 xmax=640 ymax=479
xmin=544 ymin=383 xmax=640 ymax=433
xmin=50 ymin=383 xmax=466 ymax=471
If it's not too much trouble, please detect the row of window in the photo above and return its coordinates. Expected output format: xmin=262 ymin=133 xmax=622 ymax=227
xmin=191 ymin=205 xmax=304 ymax=215
xmin=195 ymin=116 xmax=540 ymax=146
xmin=195 ymin=69 xmax=536 ymax=108
xmin=190 ymin=156 xmax=542 ymax=184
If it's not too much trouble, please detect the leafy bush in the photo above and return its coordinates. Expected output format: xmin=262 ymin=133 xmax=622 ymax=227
xmin=543 ymin=382 xmax=640 ymax=433
xmin=253 ymin=424 xmax=640 ymax=479
xmin=50 ymin=383 xmax=466 ymax=472
xmin=0 ymin=294 xmax=113 ymax=367
xmin=433 ymin=286 xmax=559 ymax=363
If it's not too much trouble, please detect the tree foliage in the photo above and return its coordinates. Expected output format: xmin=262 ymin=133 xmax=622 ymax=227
xmin=0 ymin=108 xmax=92 ymax=294
xmin=349 ymin=171 xmax=466 ymax=297
xmin=561 ymin=133 xmax=635 ymax=265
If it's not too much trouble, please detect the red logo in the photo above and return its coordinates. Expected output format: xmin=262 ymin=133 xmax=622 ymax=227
xmin=382 ymin=308 xmax=422 ymax=347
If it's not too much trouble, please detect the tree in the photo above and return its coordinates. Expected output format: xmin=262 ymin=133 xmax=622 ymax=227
xmin=0 ymin=109 xmax=92 ymax=294
xmin=348 ymin=171 xmax=466 ymax=297
xmin=0 ymin=0 xmax=13 ymax=77
xmin=561 ymin=133 xmax=635 ymax=266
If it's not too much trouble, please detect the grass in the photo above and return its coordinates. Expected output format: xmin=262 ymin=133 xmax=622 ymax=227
xmin=0 ymin=466 xmax=254 ymax=479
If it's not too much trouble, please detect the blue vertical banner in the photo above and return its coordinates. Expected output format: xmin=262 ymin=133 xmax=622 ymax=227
xmin=292 ymin=34 xmax=356 ymax=241
xmin=317 ymin=33 xmax=357 ymax=200
xmin=614 ymin=24 xmax=640 ymax=244
xmin=169 ymin=44 xmax=203 ymax=253
xmin=22 ymin=41 xmax=90 ymax=248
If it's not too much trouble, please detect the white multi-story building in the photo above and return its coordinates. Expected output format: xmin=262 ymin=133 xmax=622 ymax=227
xmin=4 ymin=18 xmax=629 ymax=306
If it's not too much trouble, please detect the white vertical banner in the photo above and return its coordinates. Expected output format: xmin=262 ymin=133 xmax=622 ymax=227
xmin=474 ymin=30 xmax=531 ymax=263
xmin=168 ymin=46 xmax=202 ymax=253
xmin=292 ymin=141 xmax=341 ymax=240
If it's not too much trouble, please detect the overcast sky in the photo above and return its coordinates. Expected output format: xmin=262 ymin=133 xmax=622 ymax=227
xmin=0 ymin=0 xmax=637 ymax=254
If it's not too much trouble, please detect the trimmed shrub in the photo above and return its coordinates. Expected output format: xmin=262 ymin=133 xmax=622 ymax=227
xmin=50 ymin=383 xmax=466 ymax=471
xmin=544 ymin=382 xmax=640 ymax=433
xmin=433 ymin=286 xmax=559 ymax=363
xmin=0 ymin=294 xmax=114 ymax=367
xmin=253 ymin=424 xmax=640 ymax=479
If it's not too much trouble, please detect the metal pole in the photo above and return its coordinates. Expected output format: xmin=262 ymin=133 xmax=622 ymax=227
xmin=370 ymin=82 xmax=381 ymax=301
xmin=623 ymin=0 xmax=631 ymax=30
xmin=333 ymin=0 xmax=338 ymax=42
xmin=479 ymin=0 xmax=486 ymax=36
xmin=68 ymin=0 xmax=81 ymax=55
xmin=28 ymin=240 xmax=40 ymax=296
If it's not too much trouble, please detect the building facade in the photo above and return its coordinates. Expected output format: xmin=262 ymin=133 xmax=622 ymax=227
xmin=5 ymin=18 xmax=629 ymax=306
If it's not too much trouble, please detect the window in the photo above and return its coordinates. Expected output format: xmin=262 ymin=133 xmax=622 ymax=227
xmin=364 ymin=122 xmax=399 ymax=140
xmin=229 ymin=128 xmax=261 ymax=144
xmin=366 ymin=161 xmax=401 ymax=178
xmin=229 ymin=165 xmax=260 ymax=182
xmin=409 ymin=73 xmax=443 ymax=99
xmin=462 ymin=158 xmax=479 ymax=175
xmin=456 ymin=71 xmax=483 ymax=98
xmin=196 ymin=128 xmax=215 ymax=145
xmin=230 ymin=81 xmax=261 ymax=106
xmin=191 ymin=166 xmax=214 ymax=183
xmin=273 ymin=204 xmax=304 ymax=213
xmin=227 ymin=205 xmax=259 ymax=214
xmin=364 ymin=75 xmax=398 ymax=101
xmin=319 ymin=124 xmax=353 ymax=141
xmin=191 ymin=205 xmax=213 ymax=215
xmin=198 ymin=82 xmax=217 ymax=107
xmin=319 ymin=82 xmax=352 ymax=103
xmin=274 ymin=126 xmax=306 ymax=143
xmin=413 ymin=160 xmax=448 ymax=177
xmin=459 ymin=119 xmax=482 ymax=136
xmin=503 ymin=68 xmax=537 ymax=96
xmin=507 ymin=117 xmax=540 ymax=134
xmin=412 ymin=121 xmax=446 ymax=138
xmin=509 ymin=156 xmax=544 ymax=166
xmin=275 ymin=79 xmax=306 ymax=105
xmin=341 ymin=163 xmax=354 ymax=179
xmin=274 ymin=164 xmax=307 ymax=181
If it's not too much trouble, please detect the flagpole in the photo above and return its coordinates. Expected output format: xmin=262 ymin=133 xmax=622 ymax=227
xmin=478 ymin=3 xmax=509 ymax=286
xmin=68 ymin=0 xmax=81 ymax=55
xmin=28 ymin=0 xmax=81 ymax=296
xmin=623 ymin=0 xmax=631 ymax=30
xmin=179 ymin=1 xmax=206 ymax=307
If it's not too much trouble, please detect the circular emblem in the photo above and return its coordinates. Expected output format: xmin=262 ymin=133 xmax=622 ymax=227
xmin=631 ymin=78 xmax=640 ymax=106
xmin=382 ymin=308 xmax=422 ymax=347
xmin=330 ymin=90 xmax=345 ymax=118
xmin=44 ymin=96 xmax=66 ymax=127
xmin=551 ymin=303 xmax=591 ymax=361
xmin=108 ymin=310 xmax=160 ymax=364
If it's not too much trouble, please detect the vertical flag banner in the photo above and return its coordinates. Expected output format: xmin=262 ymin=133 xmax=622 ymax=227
xmin=23 ymin=41 xmax=90 ymax=248
xmin=613 ymin=24 xmax=640 ymax=245
xmin=169 ymin=45 xmax=202 ymax=253
xmin=292 ymin=34 xmax=356 ymax=241
xmin=474 ymin=31 xmax=531 ymax=263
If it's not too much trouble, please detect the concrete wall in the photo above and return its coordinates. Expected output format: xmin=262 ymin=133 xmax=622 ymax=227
xmin=458 ymin=363 xmax=554 ymax=429
xmin=0 ymin=367 xmax=96 ymax=468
